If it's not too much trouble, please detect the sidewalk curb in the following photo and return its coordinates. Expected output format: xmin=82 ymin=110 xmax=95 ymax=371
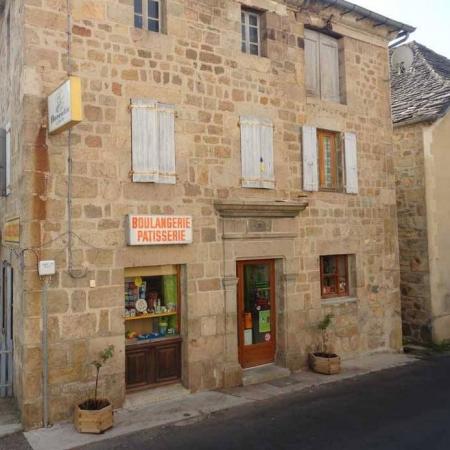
xmin=23 ymin=352 xmax=418 ymax=450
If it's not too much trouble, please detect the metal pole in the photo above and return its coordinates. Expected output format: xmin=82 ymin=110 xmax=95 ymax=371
xmin=41 ymin=278 xmax=49 ymax=427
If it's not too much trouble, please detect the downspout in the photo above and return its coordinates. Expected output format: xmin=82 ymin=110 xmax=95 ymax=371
xmin=388 ymin=30 xmax=410 ymax=49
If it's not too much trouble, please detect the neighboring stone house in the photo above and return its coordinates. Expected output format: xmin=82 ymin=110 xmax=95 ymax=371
xmin=0 ymin=0 xmax=413 ymax=429
xmin=391 ymin=42 xmax=450 ymax=345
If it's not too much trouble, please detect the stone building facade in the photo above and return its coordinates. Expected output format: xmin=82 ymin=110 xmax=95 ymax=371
xmin=0 ymin=0 xmax=412 ymax=429
xmin=391 ymin=42 xmax=450 ymax=344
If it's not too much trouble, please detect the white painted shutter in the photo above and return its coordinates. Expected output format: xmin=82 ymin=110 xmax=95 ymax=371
xmin=302 ymin=125 xmax=318 ymax=192
xmin=157 ymin=103 xmax=176 ymax=184
xmin=240 ymin=116 xmax=274 ymax=189
xmin=259 ymin=118 xmax=274 ymax=189
xmin=240 ymin=116 xmax=262 ymax=188
xmin=304 ymin=29 xmax=320 ymax=97
xmin=319 ymin=33 xmax=340 ymax=103
xmin=0 ymin=128 xmax=6 ymax=196
xmin=344 ymin=132 xmax=358 ymax=194
xmin=131 ymin=99 xmax=159 ymax=182
xmin=5 ymin=124 xmax=10 ymax=196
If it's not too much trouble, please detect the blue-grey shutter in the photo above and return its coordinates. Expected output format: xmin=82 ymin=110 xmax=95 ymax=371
xmin=157 ymin=103 xmax=176 ymax=184
xmin=344 ymin=132 xmax=358 ymax=194
xmin=304 ymin=29 xmax=320 ymax=97
xmin=0 ymin=129 xmax=6 ymax=196
xmin=131 ymin=98 xmax=159 ymax=182
xmin=302 ymin=125 xmax=318 ymax=191
xmin=319 ymin=33 xmax=340 ymax=103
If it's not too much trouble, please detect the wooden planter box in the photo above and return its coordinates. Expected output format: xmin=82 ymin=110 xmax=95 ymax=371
xmin=74 ymin=402 xmax=113 ymax=434
xmin=309 ymin=352 xmax=341 ymax=375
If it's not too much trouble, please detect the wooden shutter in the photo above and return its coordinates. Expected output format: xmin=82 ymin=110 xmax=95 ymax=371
xmin=259 ymin=118 xmax=274 ymax=189
xmin=304 ymin=29 xmax=320 ymax=97
xmin=344 ymin=132 xmax=358 ymax=194
xmin=131 ymin=99 xmax=159 ymax=182
xmin=302 ymin=125 xmax=318 ymax=192
xmin=5 ymin=124 xmax=10 ymax=196
xmin=240 ymin=116 xmax=274 ymax=189
xmin=0 ymin=128 xmax=6 ymax=196
xmin=157 ymin=103 xmax=176 ymax=184
xmin=319 ymin=33 xmax=340 ymax=103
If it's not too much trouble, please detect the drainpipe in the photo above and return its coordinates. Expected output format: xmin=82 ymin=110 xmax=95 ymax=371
xmin=41 ymin=278 xmax=49 ymax=427
xmin=388 ymin=30 xmax=410 ymax=49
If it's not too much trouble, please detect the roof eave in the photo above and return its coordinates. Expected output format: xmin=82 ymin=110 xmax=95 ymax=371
xmin=290 ymin=0 xmax=416 ymax=34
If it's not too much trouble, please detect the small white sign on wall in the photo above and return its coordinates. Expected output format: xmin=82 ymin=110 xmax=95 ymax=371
xmin=127 ymin=215 xmax=193 ymax=246
xmin=38 ymin=260 xmax=56 ymax=276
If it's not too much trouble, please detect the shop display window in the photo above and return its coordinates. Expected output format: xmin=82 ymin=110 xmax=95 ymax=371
xmin=124 ymin=265 xmax=180 ymax=344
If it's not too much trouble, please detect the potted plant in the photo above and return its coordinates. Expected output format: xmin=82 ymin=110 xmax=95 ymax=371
xmin=309 ymin=314 xmax=341 ymax=375
xmin=74 ymin=345 xmax=115 ymax=434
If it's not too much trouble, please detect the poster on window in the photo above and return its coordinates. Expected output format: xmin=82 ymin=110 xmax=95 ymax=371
xmin=259 ymin=310 xmax=271 ymax=333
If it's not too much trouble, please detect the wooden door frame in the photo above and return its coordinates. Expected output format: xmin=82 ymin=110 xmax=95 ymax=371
xmin=236 ymin=259 xmax=276 ymax=368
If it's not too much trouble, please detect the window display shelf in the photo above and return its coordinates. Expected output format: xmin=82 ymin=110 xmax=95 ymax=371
xmin=125 ymin=311 xmax=177 ymax=321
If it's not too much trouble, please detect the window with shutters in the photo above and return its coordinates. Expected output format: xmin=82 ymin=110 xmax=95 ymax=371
xmin=240 ymin=116 xmax=274 ymax=189
xmin=318 ymin=129 xmax=343 ymax=192
xmin=302 ymin=126 xmax=358 ymax=194
xmin=304 ymin=29 xmax=343 ymax=103
xmin=131 ymin=99 xmax=176 ymax=184
xmin=134 ymin=0 xmax=164 ymax=33
xmin=320 ymin=255 xmax=349 ymax=298
xmin=241 ymin=9 xmax=264 ymax=56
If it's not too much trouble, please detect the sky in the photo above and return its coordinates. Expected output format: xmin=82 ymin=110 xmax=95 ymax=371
xmin=351 ymin=0 xmax=450 ymax=58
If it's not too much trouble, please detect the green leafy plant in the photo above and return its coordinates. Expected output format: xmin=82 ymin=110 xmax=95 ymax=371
xmin=429 ymin=339 xmax=450 ymax=353
xmin=81 ymin=345 xmax=115 ymax=410
xmin=316 ymin=314 xmax=334 ymax=355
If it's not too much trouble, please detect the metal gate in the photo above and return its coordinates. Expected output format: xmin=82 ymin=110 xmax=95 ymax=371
xmin=0 ymin=262 xmax=13 ymax=397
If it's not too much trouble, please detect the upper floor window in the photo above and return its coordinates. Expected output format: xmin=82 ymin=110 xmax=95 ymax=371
xmin=304 ymin=29 xmax=342 ymax=103
xmin=134 ymin=0 xmax=163 ymax=33
xmin=241 ymin=9 xmax=261 ymax=56
xmin=318 ymin=129 xmax=343 ymax=192
xmin=130 ymin=99 xmax=176 ymax=184
xmin=302 ymin=126 xmax=358 ymax=194
xmin=240 ymin=116 xmax=274 ymax=189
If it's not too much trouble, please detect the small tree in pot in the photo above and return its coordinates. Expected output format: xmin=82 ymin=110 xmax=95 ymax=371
xmin=74 ymin=345 xmax=115 ymax=434
xmin=309 ymin=314 xmax=341 ymax=375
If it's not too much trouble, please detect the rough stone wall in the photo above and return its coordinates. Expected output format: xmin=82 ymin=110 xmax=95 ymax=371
xmin=393 ymin=123 xmax=431 ymax=343
xmin=0 ymin=0 xmax=26 ymax=416
xmin=15 ymin=0 xmax=401 ymax=428
xmin=423 ymin=113 xmax=450 ymax=342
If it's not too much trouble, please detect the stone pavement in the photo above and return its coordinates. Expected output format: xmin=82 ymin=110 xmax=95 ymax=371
xmin=0 ymin=398 xmax=22 ymax=438
xmin=21 ymin=352 xmax=417 ymax=450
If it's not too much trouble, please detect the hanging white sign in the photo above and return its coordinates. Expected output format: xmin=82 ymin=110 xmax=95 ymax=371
xmin=48 ymin=77 xmax=82 ymax=134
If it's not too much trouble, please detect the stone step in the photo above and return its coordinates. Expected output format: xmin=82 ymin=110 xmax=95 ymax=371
xmin=243 ymin=364 xmax=290 ymax=386
xmin=123 ymin=383 xmax=190 ymax=410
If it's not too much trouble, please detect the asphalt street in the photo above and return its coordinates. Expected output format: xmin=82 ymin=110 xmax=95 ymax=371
xmin=73 ymin=354 xmax=450 ymax=450
xmin=2 ymin=354 xmax=450 ymax=450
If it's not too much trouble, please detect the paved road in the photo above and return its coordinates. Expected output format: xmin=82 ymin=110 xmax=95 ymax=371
xmin=73 ymin=354 xmax=450 ymax=450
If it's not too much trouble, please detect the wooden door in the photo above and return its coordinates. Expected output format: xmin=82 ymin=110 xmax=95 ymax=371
xmin=125 ymin=348 xmax=149 ymax=390
xmin=154 ymin=341 xmax=181 ymax=383
xmin=237 ymin=260 xmax=276 ymax=368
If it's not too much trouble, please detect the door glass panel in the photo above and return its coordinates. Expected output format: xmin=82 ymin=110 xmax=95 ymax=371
xmin=243 ymin=263 xmax=272 ymax=346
